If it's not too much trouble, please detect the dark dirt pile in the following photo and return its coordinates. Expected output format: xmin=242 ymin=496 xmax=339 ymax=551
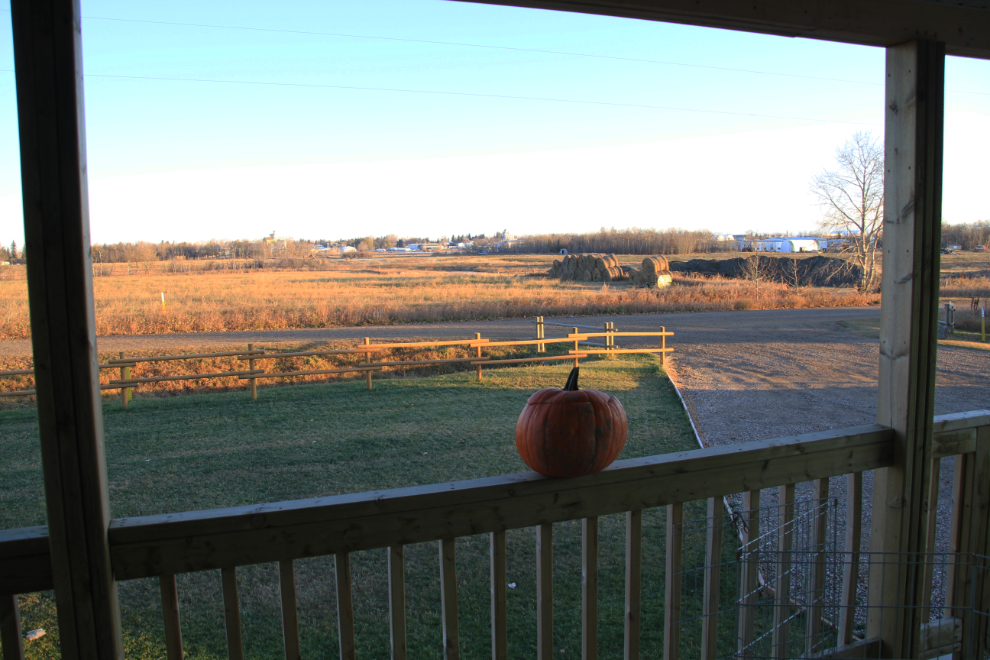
xmin=669 ymin=255 xmax=862 ymax=287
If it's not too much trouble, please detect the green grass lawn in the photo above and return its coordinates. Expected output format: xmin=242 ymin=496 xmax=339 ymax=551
xmin=3 ymin=355 xmax=739 ymax=660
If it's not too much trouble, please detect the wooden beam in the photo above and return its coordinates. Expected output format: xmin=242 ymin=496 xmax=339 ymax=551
xmin=108 ymin=425 xmax=894 ymax=579
xmin=9 ymin=0 xmax=122 ymax=656
xmin=457 ymin=0 xmax=990 ymax=59
xmin=868 ymin=39 xmax=945 ymax=659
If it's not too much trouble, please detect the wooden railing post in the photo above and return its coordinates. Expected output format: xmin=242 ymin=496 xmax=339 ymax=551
xmin=491 ymin=531 xmax=508 ymax=660
xmin=869 ymin=38 xmax=945 ymax=658
xmin=439 ymin=538 xmax=460 ymax=660
xmin=701 ymin=497 xmax=723 ymax=660
xmin=583 ymin=517 xmax=599 ymax=660
xmin=773 ymin=483 xmax=795 ymax=658
xmin=159 ymin=575 xmax=183 ymax=660
xmin=278 ymin=559 xmax=301 ymax=660
xmin=221 ymin=567 xmax=244 ymax=660
xmin=537 ymin=523 xmax=553 ymax=660
xmin=475 ymin=333 xmax=483 ymax=382
xmin=119 ymin=351 xmax=131 ymax=407
xmin=364 ymin=337 xmax=373 ymax=390
xmin=807 ymin=478 xmax=830 ymax=654
xmin=335 ymin=553 xmax=356 ymax=660
xmin=0 ymin=594 xmax=24 ymax=660
xmin=664 ymin=503 xmax=683 ymax=660
xmin=839 ymin=472 xmax=864 ymax=646
xmin=573 ymin=328 xmax=580 ymax=369
xmin=661 ymin=327 xmax=667 ymax=368
xmin=388 ymin=545 xmax=407 ymax=660
xmin=737 ymin=490 xmax=760 ymax=657
xmin=625 ymin=510 xmax=642 ymax=660
xmin=247 ymin=343 xmax=257 ymax=400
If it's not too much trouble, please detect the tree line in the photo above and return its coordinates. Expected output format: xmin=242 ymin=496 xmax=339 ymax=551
xmin=504 ymin=228 xmax=723 ymax=255
xmin=942 ymin=221 xmax=990 ymax=250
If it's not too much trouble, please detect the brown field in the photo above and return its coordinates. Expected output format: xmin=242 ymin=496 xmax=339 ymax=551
xmin=0 ymin=253 xmax=886 ymax=339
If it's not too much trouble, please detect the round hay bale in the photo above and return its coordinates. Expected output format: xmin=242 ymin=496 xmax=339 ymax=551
xmin=642 ymin=256 xmax=669 ymax=274
xmin=657 ymin=272 xmax=673 ymax=288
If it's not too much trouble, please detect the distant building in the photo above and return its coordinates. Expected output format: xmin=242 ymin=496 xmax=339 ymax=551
xmin=756 ymin=238 xmax=820 ymax=253
xmin=339 ymin=246 xmax=357 ymax=254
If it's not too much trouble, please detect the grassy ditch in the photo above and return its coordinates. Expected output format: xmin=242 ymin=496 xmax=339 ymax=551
xmin=2 ymin=355 xmax=749 ymax=660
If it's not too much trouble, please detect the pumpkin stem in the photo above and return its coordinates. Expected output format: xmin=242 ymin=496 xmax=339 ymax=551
xmin=563 ymin=367 xmax=580 ymax=391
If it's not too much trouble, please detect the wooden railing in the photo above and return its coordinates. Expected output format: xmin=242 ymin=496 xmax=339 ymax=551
xmin=0 ymin=325 xmax=673 ymax=403
xmin=1 ymin=411 xmax=987 ymax=659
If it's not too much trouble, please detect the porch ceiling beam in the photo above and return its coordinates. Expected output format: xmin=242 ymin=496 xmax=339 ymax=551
xmin=456 ymin=0 xmax=990 ymax=59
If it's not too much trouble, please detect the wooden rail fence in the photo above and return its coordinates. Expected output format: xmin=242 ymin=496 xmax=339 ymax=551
xmin=0 ymin=320 xmax=673 ymax=404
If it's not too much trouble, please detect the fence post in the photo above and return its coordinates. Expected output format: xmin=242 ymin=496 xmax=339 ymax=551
xmin=119 ymin=351 xmax=130 ymax=408
xmin=573 ymin=328 xmax=580 ymax=369
xmin=476 ymin=333 xmax=483 ymax=382
xmin=247 ymin=343 xmax=258 ymax=400
xmin=364 ymin=337 xmax=373 ymax=391
xmin=661 ymin=327 xmax=667 ymax=368
xmin=539 ymin=316 xmax=546 ymax=354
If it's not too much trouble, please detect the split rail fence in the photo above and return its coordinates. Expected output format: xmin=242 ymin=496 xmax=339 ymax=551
xmin=0 ymin=318 xmax=672 ymax=405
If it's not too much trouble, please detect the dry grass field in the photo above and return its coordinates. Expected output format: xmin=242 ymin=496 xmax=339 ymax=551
xmin=0 ymin=253 xmax=885 ymax=339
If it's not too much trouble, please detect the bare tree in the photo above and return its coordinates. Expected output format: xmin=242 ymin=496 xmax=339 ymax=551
xmin=811 ymin=131 xmax=884 ymax=291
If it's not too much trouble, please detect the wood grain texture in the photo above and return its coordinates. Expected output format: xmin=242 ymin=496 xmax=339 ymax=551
xmin=221 ymin=567 xmax=244 ymax=660
xmin=108 ymin=425 xmax=894 ymax=579
xmin=439 ymin=538 xmax=459 ymax=660
xmin=869 ymin=39 xmax=945 ymax=658
xmin=582 ymin=517 xmax=599 ymax=660
xmin=159 ymin=575 xmax=182 ymax=660
xmin=537 ymin=523 xmax=553 ymax=660
xmin=624 ymin=510 xmax=641 ymax=660
xmin=278 ymin=560 xmax=301 ymax=660
xmin=9 ymin=0 xmax=123 ymax=654
xmin=335 ymin=553 xmax=356 ymax=660
xmin=664 ymin=503 xmax=683 ymax=660
xmin=460 ymin=0 xmax=990 ymax=58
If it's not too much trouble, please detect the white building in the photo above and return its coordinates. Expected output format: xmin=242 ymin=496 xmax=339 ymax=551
xmin=755 ymin=238 xmax=820 ymax=253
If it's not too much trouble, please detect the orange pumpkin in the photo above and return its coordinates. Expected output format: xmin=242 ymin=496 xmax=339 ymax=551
xmin=515 ymin=368 xmax=628 ymax=477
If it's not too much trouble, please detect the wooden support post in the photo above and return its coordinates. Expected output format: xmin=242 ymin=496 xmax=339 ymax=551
xmin=221 ymin=567 xmax=244 ymax=660
xmin=159 ymin=575 xmax=183 ymax=660
xmin=1 ymin=594 xmax=23 ymax=660
xmin=537 ymin=316 xmax=545 ymax=353
xmin=661 ymin=327 xmax=666 ymax=368
xmin=439 ymin=538 xmax=460 ymax=660
xmin=247 ymin=343 xmax=257 ymax=400
xmin=10 ymin=0 xmax=124 ymax=654
xmin=278 ymin=559 xmax=301 ymax=660
xmin=737 ymin=489 xmax=760 ymax=657
xmin=869 ymin=39 xmax=945 ymax=659
xmin=664 ymin=503 xmax=683 ymax=660
xmin=701 ymin=497 xmax=723 ymax=660
xmin=573 ymin=328 xmax=580 ymax=369
xmin=388 ymin=545 xmax=407 ymax=660
xmin=119 ymin=351 xmax=130 ymax=407
xmin=537 ymin=523 xmax=553 ymax=660
xmin=474 ymin=332 xmax=481 ymax=383
xmin=773 ymin=483 xmax=795 ymax=659
xmin=839 ymin=472 xmax=864 ymax=646
xmin=625 ymin=510 xmax=642 ymax=660
xmin=807 ymin=478 xmax=829 ymax=654
xmin=491 ymin=531 xmax=508 ymax=660
xmin=970 ymin=427 xmax=990 ymax=659
xmin=583 ymin=516 xmax=599 ymax=660
xmin=364 ymin=337 xmax=373 ymax=390
xmin=335 ymin=553 xmax=356 ymax=660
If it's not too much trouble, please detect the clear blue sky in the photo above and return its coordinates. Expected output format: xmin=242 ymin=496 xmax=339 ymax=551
xmin=0 ymin=0 xmax=987 ymax=245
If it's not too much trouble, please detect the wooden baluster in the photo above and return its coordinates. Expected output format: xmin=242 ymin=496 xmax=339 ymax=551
xmin=335 ymin=552 xmax=356 ymax=660
xmin=945 ymin=453 xmax=974 ymax=626
xmin=701 ymin=497 xmax=723 ymax=660
xmin=625 ymin=510 xmax=642 ymax=660
xmin=839 ymin=472 xmax=863 ymax=646
xmin=537 ymin=523 xmax=553 ymax=660
xmin=476 ymin=333 xmax=483 ymax=382
xmin=248 ymin=343 xmax=257 ymax=400
xmin=1 ymin=593 xmax=24 ymax=660
xmin=119 ymin=351 xmax=130 ymax=407
xmin=664 ymin=503 xmax=683 ymax=660
xmin=439 ymin=538 xmax=460 ymax=660
xmin=921 ymin=460 xmax=941 ymax=623
xmin=491 ymin=530 xmax=508 ymax=660
xmin=160 ymin=574 xmax=183 ymax=660
xmin=364 ymin=338 xmax=373 ymax=390
xmin=772 ymin=484 xmax=795 ymax=660
xmin=807 ymin=478 xmax=830 ymax=654
xmin=583 ymin=517 xmax=599 ymax=660
xmin=737 ymin=489 xmax=760 ymax=657
xmin=388 ymin=546 xmax=407 ymax=660
xmin=279 ymin=559 xmax=301 ymax=660
xmin=221 ymin=567 xmax=244 ymax=660
xmin=971 ymin=427 xmax=990 ymax=659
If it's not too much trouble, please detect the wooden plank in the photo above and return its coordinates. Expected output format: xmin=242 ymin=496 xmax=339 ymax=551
xmin=491 ymin=531 xmax=507 ymax=660
xmin=701 ymin=497 xmax=723 ymax=660
xmin=918 ymin=617 xmax=962 ymax=658
xmin=0 ymin=594 xmax=23 ymax=660
xmin=247 ymin=344 xmax=257 ymax=401
xmin=0 ymin=527 xmax=53 ymax=595
xmin=736 ymin=490 xmax=760 ymax=657
xmin=868 ymin=39 xmax=945 ymax=659
xmin=246 ymin=367 xmax=381 ymax=380
xmin=944 ymin=453 xmax=974 ymax=623
xmin=335 ymin=553 xmax=356 ymax=660
xmin=485 ymin=337 xmax=586 ymax=347
xmin=582 ymin=517 xmax=599 ymax=660
xmin=388 ymin=546 xmax=407 ymax=660
xmin=624 ymin=510 xmax=641 ymax=660
xmin=773 ymin=483 xmax=795 ymax=659
xmin=112 ymin=370 xmax=261 ymax=385
xmin=537 ymin=523 xmax=553 ymax=660
xmin=0 ymin=369 xmax=35 ymax=376
xmin=805 ymin=636 xmax=882 ymax=659
xmin=807 ymin=478 xmax=830 ymax=654
xmin=108 ymin=349 xmax=262 ymax=363
xmin=0 ymin=390 xmax=37 ymax=398
xmin=9 ymin=0 xmax=123 ymax=654
xmin=931 ymin=410 xmax=990 ymax=435
xmin=221 ymin=567 xmax=244 ymax=660
xmin=932 ymin=429 xmax=977 ymax=459
xmin=366 ymin=357 xmax=490 ymax=368
xmin=159 ymin=575 xmax=183 ymax=660
xmin=838 ymin=472 xmax=864 ymax=646
xmin=459 ymin=0 xmax=990 ymax=59
xmin=575 ymin=332 xmax=673 ymax=338
xmin=439 ymin=538 xmax=460 ymax=660
xmin=108 ymin=425 xmax=896 ymax=579
xmin=568 ymin=349 xmax=672 ymax=355
xmin=472 ymin=354 xmax=587 ymax=366
xmin=663 ymin=503 xmax=683 ymax=660
xmin=278 ymin=560 xmax=301 ymax=660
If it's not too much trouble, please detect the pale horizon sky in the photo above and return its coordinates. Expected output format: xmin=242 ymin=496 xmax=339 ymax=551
xmin=1 ymin=0 xmax=988 ymax=246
